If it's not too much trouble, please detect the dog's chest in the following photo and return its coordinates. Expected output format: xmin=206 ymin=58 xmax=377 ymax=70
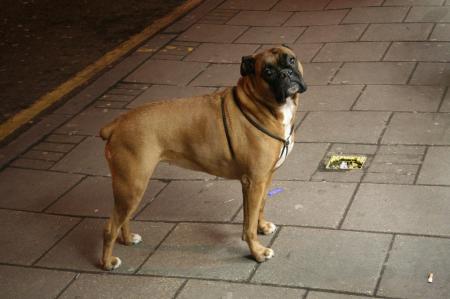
xmin=275 ymin=98 xmax=295 ymax=168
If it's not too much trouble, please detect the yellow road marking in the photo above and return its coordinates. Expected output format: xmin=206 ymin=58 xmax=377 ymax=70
xmin=0 ymin=0 xmax=203 ymax=141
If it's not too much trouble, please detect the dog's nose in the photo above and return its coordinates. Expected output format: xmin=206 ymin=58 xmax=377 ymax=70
xmin=281 ymin=69 xmax=293 ymax=79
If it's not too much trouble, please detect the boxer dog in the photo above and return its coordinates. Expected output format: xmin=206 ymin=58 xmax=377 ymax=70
xmin=100 ymin=46 xmax=306 ymax=270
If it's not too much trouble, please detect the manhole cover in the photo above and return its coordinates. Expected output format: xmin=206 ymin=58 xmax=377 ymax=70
xmin=325 ymin=155 xmax=367 ymax=170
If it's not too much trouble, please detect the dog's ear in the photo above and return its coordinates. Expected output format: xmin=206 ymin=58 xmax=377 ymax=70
xmin=240 ymin=55 xmax=255 ymax=76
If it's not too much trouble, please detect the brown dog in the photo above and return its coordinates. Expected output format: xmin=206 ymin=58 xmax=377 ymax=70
xmin=99 ymin=46 xmax=307 ymax=270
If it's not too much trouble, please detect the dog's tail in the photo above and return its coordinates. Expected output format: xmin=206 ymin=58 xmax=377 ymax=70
xmin=99 ymin=120 xmax=117 ymax=141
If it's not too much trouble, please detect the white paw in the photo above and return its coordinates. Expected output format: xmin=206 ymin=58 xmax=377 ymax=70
xmin=130 ymin=233 xmax=142 ymax=245
xmin=111 ymin=257 xmax=122 ymax=270
xmin=267 ymin=223 xmax=277 ymax=234
xmin=265 ymin=248 xmax=275 ymax=259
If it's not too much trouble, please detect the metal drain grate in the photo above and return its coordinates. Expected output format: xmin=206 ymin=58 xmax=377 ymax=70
xmin=325 ymin=155 xmax=367 ymax=170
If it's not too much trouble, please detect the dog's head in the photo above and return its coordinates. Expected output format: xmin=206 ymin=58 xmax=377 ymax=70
xmin=239 ymin=45 xmax=307 ymax=104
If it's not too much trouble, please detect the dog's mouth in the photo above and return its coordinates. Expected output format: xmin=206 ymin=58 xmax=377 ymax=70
xmin=287 ymin=83 xmax=299 ymax=95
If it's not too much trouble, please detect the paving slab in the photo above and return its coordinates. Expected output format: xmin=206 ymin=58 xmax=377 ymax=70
xmin=0 ymin=265 xmax=75 ymax=299
xmin=405 ymin=6 xmax=450 ymax=22
xmin=417 ymin=146 xmax=450 ymax=185
xmin=307 ymin=292 xmax=373 ymax=299
xmin=178 ymin=280 xmax=306 ymax=299
xmin=361 ymin=23 xmax=434 ymax=41
xmin=219 ymin=0 xmax=279 ymax=10
xmin=327 ymin=0 xmax=383 ymax=9
xmin=353 ymin=85 xmax=445 ymax=112
xmin=384 ymin=42 xmax=450 ymax=62
xmin=409 ymin=62 xmax=450 ymax=86
xmin=0 ymin=168 xmax=83 ymax=211
xmin=252 ymin=227 xmax=391 ymax=294
xmin=314 ymin=42 xmax=389 ymax=62
xmin=343 ymin=7 xmax=409 ymax=23
xmin=10 ymin=158 xmax=55 ymax=170
xmin=47 ymin=176 xmax=167 ymax=217
xmin=32 ymin=141 xmax=75 ymax=153
xmin=52 ymin=137 xmax=109 ymax=176
xmin=299 ymin=85 xmax=363 ymax=111
xmin=190 ymin=63 xmax=240 ymax=87
xmin=136 ymin=180 xmax=242 ymax=222
xmin=378 ymin=235 xmax=450 ymax=299
xmin=21 ymin=149 xmax=64 ymax=161
xmin=45 ymin=133 xmax=85 ymax=144
xmin=284 ymin=10 xmax=349 ymax=26
xmin=274 ymin=142 xmax=329 ymax=180
xmin=55 ymin=108 xmax=126 ymax=136
xmin=287 ymin=43 xmax=323 ymax=62
xmin=430 ymin=23 xmax=450 ymax=41
xmin=235 ymin=26 xmax=305 ymax=44
xmin=125 ymin=59 xmax=208 ymax=85
xmin=332 ymin=62 xmax=415 ymax=84
xmin=177 ymin=24 xmax=248 ymax=43
xmin=384 ymin=0 xmax=445 ymax=5
xmin=0 ymin=209 xmax=78 ymax=265
xmin=296 ymin=111 xmax=390 ymax=143
xmin=382 ymin=112 xmax=450 ymax=145
xmin=343 ymin=183 xmax=450 ymax=236
xmin=302 ymin=63 xmax=341 ymax=85
xmin=138 ymin=223 xmax=273 ymax=281
xmin=273 ymin=0 xmax=331 ymax=11
xmin=439 ymin=89 xmax=450 ymax=112
xmin=298 ymin=24 xmax=367 ymax=43
xmin=233 ymin=181 xmax=357 ymax=228
xmin=37 ymin=218 xmax=174 ymax=273
xmin=184 ymin=43 xmax=259 ymax=63
xmin=59 ymin=274 xmax=183 ymax=299
xmin=227 ymin=11 xmax=293 ymax=26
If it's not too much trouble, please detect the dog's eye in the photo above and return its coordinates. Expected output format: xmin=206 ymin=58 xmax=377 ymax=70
xmin=289 ymin=57 xmax=296 ymax=65
xmin=264 ymin=68 xmax=273 ymax=77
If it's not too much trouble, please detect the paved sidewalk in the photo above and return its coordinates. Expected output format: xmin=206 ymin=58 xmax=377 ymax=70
xmin=1 ymin=0 xmax=450 ymax=298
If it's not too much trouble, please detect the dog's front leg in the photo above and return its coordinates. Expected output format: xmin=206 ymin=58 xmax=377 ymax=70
xmin=241 ymin=175 xmax=274 ymax=262
xmin=258 ymin=174 xmax=277 ymax=236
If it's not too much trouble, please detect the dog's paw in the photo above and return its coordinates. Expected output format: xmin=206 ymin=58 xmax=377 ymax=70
xmin=254 ymin=247 xmax=275 ymax=263
xmin=258 ymin=222 xmax=277 ymax=235
xmin=103 ymin=256 xmax=122 ymax=271
xmin=130 ymin=233 xmax=142 ymax=245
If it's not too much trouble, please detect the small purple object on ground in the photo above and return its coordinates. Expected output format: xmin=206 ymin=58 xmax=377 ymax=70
xmin=268 ymin=187 xmax=284 ymax=197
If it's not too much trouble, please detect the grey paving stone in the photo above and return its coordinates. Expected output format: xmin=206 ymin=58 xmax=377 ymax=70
xmin=60 ymin=274 xmax=183 ymax=299
xmin=377 ymin=235 xmax=450 ymax=299
xmin=299 ymin=85 xmax=363 ymax=111
xmin=284 ymin=10 xmax=349 ymax=26
xmin=252 ymin=227 xmax=391 ymax=294
xmin=227 ymin=11 xmax=293 ymax=26
xmin=138 ymin=223 xmax=272 ymax=280
xmin=136 ymin=180 xmax=242 ymax=222
xmin=384 ymin=42 xmax=450 ymax=62
xmin=406 ymin=6 xmax=450 ymax=22
xmin=0 ymin=168 xmax=83 ymax=211
xmin=343 ymin=183 xmax=450 ymax=236
xmin=298 ymin=24 xmax=367 ymax=43
xmin=327 ymin=0 xmax=383 ymax=9
xmin=409 ymin=62 xmax=450 ymax=86
xmin=287 ymin=43 xmax=323 ymax=62
xmin=382 ymin=112 xmax=450 ymax=145
xmin=0 ymin=265 xmax=75 ymax=299
xmin=307 ymin=292 xmax=373 ymax=299
xmin=47 ymin=176 xmax=167 ymax=217
xmin=385 ymin=0 xmax=444 ymax=4
xmin=178 ymin=280 xmax=306 ymax=299
xmin=273 ymin=0 xmax=331 ymax=11
xmin=0 ymin=209 xmax=78 ymax=265
xmin=417 ymin=146 xmax=450 ymax=185
xmin=302 ymin=63 xmax=341 ymax=85
xmin=234 ymin=181 xmax=356 ymax=228
xmin=100 ymin=93 xmax=136 ymax=102
xmin=274 ymin=143 xmax=329 ymax=180
xmin=377 ymin=144 xmax=426 ymax=155
xmin=125 ymin=59 xmax=208 ymax=86
xmin=52 ymin=137 xmax=109 ymax=176
xmin=95 ymin=100 xmax=128 ymax=109
xmin=296 ymin=111 xmax=390 ymax=143
xmin=21 ymin=149 xmax=64 ymax=161
xmin=354 ymin=85 xmax=445 ymax=112
xmin=439 ymin=89 xmax=450 ymax=112
xmin=312 ymin=170 xmax=365 ymax=183
xmin=430 ymin=23 xmax=450 ymax=41
xmin=32 ymin=142 xmax=75 ymax=153
xmin=330 ymin=143 xmax=378 ymax=155
xmin=45 ymin=133 xmax=85 ymax=144
xmin=314 ymin=42 xmax=389 ymax=62
xmin=184 ymin=43 xmax=259 ymax=63
xmin=55 ymin=108 xmax=126 ymax=136
xmin=332 ymin=62 xmax=415 ymax=84
xmin=361 ymin=23 xmax=434 ymax=41
xmin=363 ymin=172 xmax=416 ymax=184
xmin=235 ymin=26 xmax=305 ymax=44
xmin=219 ymin=0 xmax=279 ymax=10
xmin=368 ymin=161 xmax=419 ymax=174
xmin=10 ymin=158 xmax=54 ymax=170
xmin=190 ymin=64 xmax=240 ymax=87
xmin=177 ymin=24 xmax=248 ymax=43
xmin=152 ymin=162 xmax=216 ymax=180
xmin=343 ymin=7 xmax=409 ymax=23
xmin=37 ymin=218 xmax=174 ymax=273
xmin=128 ymin=85 xmax=216 ymax=108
